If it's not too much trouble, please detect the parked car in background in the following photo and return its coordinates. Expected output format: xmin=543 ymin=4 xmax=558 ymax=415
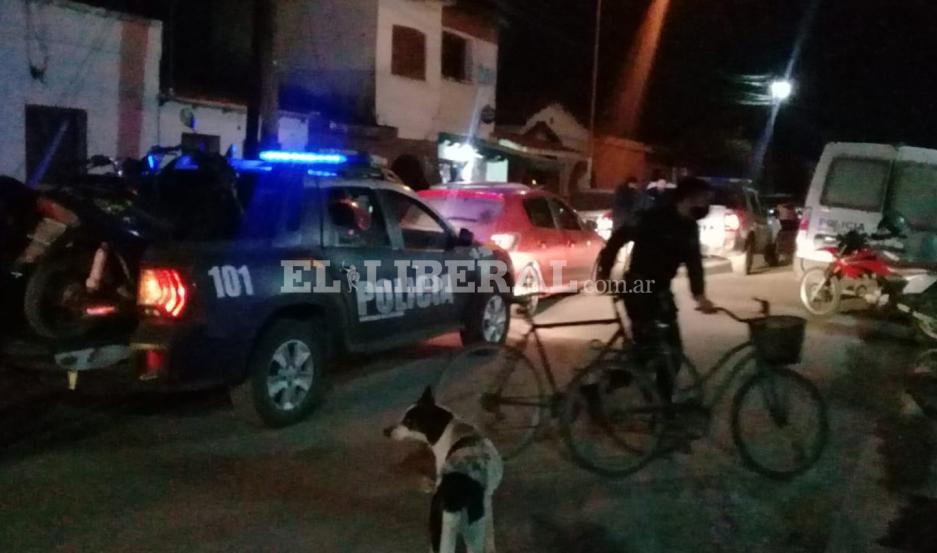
xmin=796 ymin=142 xmax=937 ymax=278
xmin=697 ymin=179 xmax=777 ymax=275
xmin=569 ymin=189 xmax=615 ymax=240
xmin=421 ymin=183 xmax=604 ymax=312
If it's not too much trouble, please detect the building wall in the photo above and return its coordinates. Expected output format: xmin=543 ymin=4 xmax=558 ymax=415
xmin=158 ymin=99 xmax=309 ymax=157
xmin=374 ymin=0 xmax=444 ymax=141
xmin=0 ymin=0 xmax=161 ymax=181
xmin=277 ymin=0 xmax=379 ymax=123
xmin=436 ymin=29 xmax=498 ymax=141
xmin=593 ymin=136 xmax=651 ymax=190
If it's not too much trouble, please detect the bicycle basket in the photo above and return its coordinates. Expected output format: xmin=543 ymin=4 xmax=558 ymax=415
xmin=747 ymin=315 xmax=806 ymax=365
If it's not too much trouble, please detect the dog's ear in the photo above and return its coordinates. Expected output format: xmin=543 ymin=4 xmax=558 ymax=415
xmin=418 ymin=386 xmax=435 ymax=405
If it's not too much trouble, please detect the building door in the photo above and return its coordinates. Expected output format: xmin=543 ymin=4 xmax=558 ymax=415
xmin=25 ymin=105 xmax=87 ymax=185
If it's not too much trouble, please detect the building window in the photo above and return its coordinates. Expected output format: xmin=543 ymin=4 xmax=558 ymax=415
xmin=181 ymin=132 xmax=221 ymax=154
xmin=24 ymin=105 xmax=87 ymax=185
xmin=442 ymin=32 xmax=471 ymax=82
xmin=391 ymin=25 xmax=427 ymax=80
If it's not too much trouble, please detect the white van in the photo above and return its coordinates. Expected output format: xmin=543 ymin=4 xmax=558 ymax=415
xmin=796 ymin=142 xmax=937 ymax=276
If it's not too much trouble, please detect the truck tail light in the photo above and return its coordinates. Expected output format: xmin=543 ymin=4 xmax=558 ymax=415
xmin=490 ymin=233 xmax=520 ymax=251
xmin=724 ymin=211 xmax=742 ymax=232
xmin=138 ymin=268 xmax=188 ymax=318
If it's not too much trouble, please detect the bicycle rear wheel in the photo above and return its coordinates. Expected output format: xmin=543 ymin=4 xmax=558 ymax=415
xmin=436 ymin=344 xmax=545 ymax=460
xmin=731 ymin=365 xmax=829 ymax=479
xmin=560 ymin=360 xmax=664 ymax=478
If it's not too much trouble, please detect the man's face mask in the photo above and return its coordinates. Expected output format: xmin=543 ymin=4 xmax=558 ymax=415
xmin=690 ymin=205 xmax=710 ymax=220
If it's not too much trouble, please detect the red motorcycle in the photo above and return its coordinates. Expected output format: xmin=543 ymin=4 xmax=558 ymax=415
xmin=799 ymin=229 xmax=905 ymax=317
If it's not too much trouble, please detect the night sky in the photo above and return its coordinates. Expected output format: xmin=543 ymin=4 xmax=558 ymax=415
xmin=80 ymin=0 xmax=937 ymax=189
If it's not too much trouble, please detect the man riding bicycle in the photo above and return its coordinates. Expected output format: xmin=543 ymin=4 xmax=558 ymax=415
xmin=595 ymin=176 xmax=717 ymax=405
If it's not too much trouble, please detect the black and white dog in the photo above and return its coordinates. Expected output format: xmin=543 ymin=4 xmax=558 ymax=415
xmin=384 ymin=386 xmax=503 ymax=553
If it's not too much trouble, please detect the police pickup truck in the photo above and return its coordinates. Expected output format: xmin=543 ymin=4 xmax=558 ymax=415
xmin=131 ymin=150 xmax=513 ymax=427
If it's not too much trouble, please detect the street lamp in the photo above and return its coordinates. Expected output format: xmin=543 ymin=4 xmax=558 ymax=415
xmin=770 ymin=79 xmax=793 ymax=102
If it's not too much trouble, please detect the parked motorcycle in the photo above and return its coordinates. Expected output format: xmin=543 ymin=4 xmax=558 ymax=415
xmin=799 ymin=214 xmax=937 ymax=339
xmin=799 ymin=226 xmax=903 ymax=317
xmin=14 ymin=147 xmax=242 ymax=340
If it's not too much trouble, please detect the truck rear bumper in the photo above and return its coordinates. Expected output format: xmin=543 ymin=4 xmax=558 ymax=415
xmin=131 ymin=323 xmax=252 ymax=391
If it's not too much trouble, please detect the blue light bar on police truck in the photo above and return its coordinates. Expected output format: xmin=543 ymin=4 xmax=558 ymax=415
xmin=258 ymin=150 xmax=348 ymax=164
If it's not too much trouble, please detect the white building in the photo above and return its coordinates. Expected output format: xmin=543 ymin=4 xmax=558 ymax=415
xmin=278 ymin=0 xmax=499 ymax=187
xmin=0 ymin=0 xmax=162 ymax=182
xmin=157 ymin=96 xmax=310 ymax=157
xmin=1 ymin=0 xmax=498 ymax=189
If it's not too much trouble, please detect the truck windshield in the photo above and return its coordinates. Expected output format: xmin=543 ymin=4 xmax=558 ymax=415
xmin=890 ymin=163 xmax=937 ymax=231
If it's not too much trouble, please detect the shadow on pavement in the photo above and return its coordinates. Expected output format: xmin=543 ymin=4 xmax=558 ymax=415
xmin=526 ymin=513 xmax=631 ymax=553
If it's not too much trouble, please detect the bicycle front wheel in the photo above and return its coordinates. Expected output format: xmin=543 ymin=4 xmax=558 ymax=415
xmin=560 ymin=360 xmax=664 ymax=478
xmin=731 ymin=366 xmax=829 ymax=479
xmin=436 ymin=344 xmax=545 ymax=460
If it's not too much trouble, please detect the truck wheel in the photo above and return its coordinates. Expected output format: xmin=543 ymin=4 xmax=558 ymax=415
xmin=232 ymin=319 xmax=326 ymax=428
xmin=461 ymin=294 xmax=510 ymax=346
xmin=23 ymin=252 xmax=95 ymax=340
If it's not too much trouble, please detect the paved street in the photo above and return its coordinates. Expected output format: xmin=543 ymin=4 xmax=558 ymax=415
xmin=1 ymin=267 xmax=934 ymax=552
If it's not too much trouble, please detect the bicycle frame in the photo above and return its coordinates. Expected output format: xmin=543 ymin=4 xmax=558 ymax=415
xmin=512 ymin=299 xmax=628 ymax=396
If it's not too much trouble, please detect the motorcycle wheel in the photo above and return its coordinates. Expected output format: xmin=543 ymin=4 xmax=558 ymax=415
xmin=800 ymin=267 xmax=842 ymax=317
xmin=23 ymin=251 xmax=96 ymax=340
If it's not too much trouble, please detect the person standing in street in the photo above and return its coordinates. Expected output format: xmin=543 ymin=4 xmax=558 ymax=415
xmin=611 ymin=176 xmax=642 ymax=230
xmin=596 ymin=176 xmax=718 ymax=405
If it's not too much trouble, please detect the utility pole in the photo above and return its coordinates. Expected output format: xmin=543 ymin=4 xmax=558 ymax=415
xmin=587 ymin=0 xmax=602 ymax=189
xmin=244 ymin=0 xmax=279 ymax=159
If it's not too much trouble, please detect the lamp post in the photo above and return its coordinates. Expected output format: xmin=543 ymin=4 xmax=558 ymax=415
xmin=587 ymin=0 xmax=602 ymax=190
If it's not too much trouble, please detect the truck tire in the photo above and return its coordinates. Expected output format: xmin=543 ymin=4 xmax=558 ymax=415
xmin=232 ymin=319 xmax=326 ymax=428
xmin=461 ymin=293 xmax=510 ymax=346
xmin=23 ymin=252 xmax=95 ymax=340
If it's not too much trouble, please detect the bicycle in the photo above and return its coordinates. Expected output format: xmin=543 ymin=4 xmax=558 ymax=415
xmin=436 ymin=296 xmax=829 ymax=480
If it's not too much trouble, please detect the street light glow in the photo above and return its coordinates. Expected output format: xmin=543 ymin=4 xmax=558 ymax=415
xmin=770 ymin=79 xmax=793 ymax=102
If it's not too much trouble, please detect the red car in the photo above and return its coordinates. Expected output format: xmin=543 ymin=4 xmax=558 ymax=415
xmin=419 ymin=183 xmax=605 ymax=311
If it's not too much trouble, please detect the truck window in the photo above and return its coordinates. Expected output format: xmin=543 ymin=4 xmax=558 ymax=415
xmin=384 ymin=192 xmax=450 ymax=251
xmin=890 ymin=163 xmax=937 ymax=231
xmin=821 ymin=158 xmax=889 ymax=211
xmin=325 ymin=187 xmax=390 ymax=248
xmin=711 ymin=187 xmax=744 ymax=209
